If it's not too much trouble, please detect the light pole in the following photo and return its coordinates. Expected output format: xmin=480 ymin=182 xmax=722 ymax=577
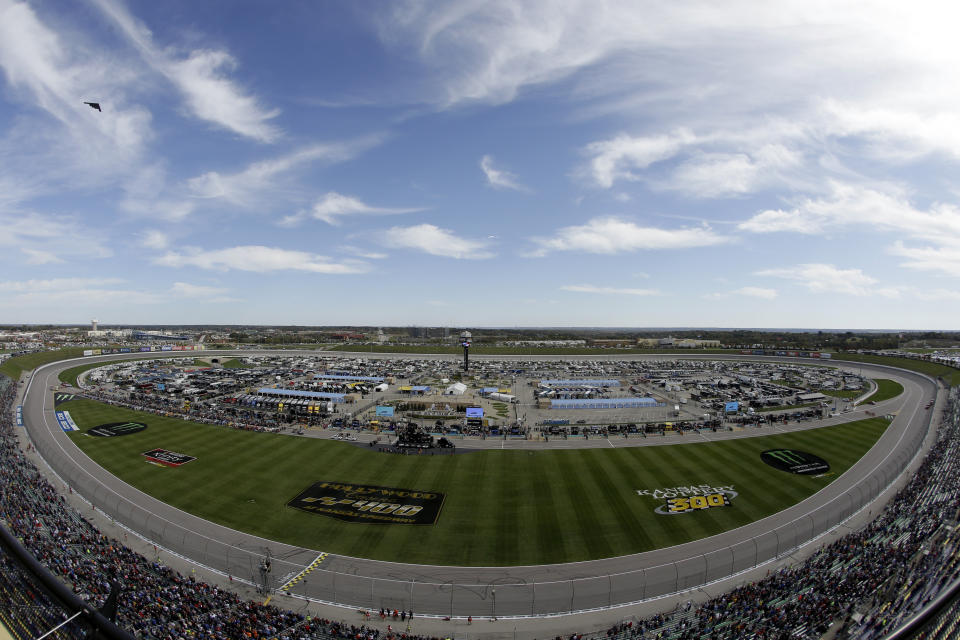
xmin=460 ymin=331 xmax=472 ymax=373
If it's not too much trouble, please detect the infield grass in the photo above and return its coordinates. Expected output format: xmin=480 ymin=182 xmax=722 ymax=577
xmin=870 ymin=379 xmax=904 ymax=403
xmin=62 ymin=397 xmax=887 ymax=566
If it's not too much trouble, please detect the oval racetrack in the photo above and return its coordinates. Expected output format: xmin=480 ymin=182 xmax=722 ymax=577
xmin=20 ymin=351 xmax=940 ymax=618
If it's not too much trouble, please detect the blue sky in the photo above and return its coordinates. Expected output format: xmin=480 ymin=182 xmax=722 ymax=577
xmin=2 ymin=0 xmax=960 ymax=329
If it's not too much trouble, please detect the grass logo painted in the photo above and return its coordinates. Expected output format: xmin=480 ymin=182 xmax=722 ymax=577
xmin=288 ymin=481 xmax=445 ymax=524
xmin=88 ymin=422 xmax=147 ymax=437
xmin=637 ymin=484 xmax=738 ymax=515
xmin=761 ymin=449 xmax=830 ymax=475
xmin=142 ymin=448 xmax=196 ymax=467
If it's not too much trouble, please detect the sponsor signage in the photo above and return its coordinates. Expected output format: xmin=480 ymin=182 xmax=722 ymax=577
xmin=288 ymin=481 xmax=445 ymax=525
xmin=662 ymin=493 xmax=730 ymax=514
xmin=83 ymin=349 xmax=93 ymax=356
xmin=466 ymin=407 xmax=484 ymax=418
xmin=724 ymin=401 xmax=739 ymax=413
xmin=636 ymin=483 xmax=738 ymax=515
xmin=54 ymin=393 xmax=75 ymax=406
xmin=15 ymin=406 xmax=23 ymax=427
xmin=761 ymin=449 xmax=830 ymax=475
xmin=375 ymin=405 xmax=395 ymax=417
xmin=88 ymin=422 xmax=148 ymax=437
xmin=139 ymin=347 xmax=152 ymax=352
xmin=142 ymin=448 xmax=196 ymax=467
xmin=55 ymin=411 xmax=78 ymax=432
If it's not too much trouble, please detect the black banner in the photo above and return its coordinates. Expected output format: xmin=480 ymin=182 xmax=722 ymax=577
xmin=88 ymin=422 xmax=148 ymax=437
xmin=761 ymin=449 xmax=830 ymax=475
xmin=287 ymin=481 xmax=445 ymax=525
xmin=142 ymin=448 xmax=196 ymax=467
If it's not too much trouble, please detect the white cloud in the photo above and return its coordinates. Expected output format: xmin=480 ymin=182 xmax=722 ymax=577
xmin=739 ymin=184 xmax=960 ymax=269
xmin=560 ymin=284 xmax=660 ymax=296
xmin=0 ymin=0 xmax=153 ymax=185
xmin=154 ymin=245 xmax=370 ymax=274
xmin=20 ymin=248 xmax=63 ymax=265
xmin=889 ymin=242 xmax=960 ymax=278
xmin=0 ymin=278 xmax=242 ymax=307
xmin=0 ymin=277 xmax=126 ymax=292
xmin=169 ymin=282 xmax=228 ymax=297
xmin=341 ymin=245 xmax=389 ymax=260
xmin=756 ymin=263 xmax=899 ymax=297
xmin=914 ymin=288 xmax=960 ymax=301
xmin=187 ymin=140 xmax=382 ymax=208
xmin=303 ymin=191 xmax=423 ymax=225
xmin=90 ymin=0 xmax=280 ymax=142
xmin=528 ymin=217 xmax=731 ymax=256
xmin=583 ymin=131 xmax=696 ymax=188
xmin=732 ymin=286 xmax=778 ymax=300
xmin=0 ymin=211 xmax=113 ymax=262
xmin=480 ymin=155 xmax=528 ymax=192
xmin=381 ymin=224 xmax=494 ymax=259
xmin=141 ymin=229 xmax=169 ymax=250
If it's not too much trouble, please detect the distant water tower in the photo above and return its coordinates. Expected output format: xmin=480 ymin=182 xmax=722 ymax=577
xmin=91 ymin=318 xmax=99 ymax=332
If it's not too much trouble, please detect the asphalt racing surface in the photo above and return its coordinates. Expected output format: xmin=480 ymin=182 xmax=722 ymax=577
xmin=20 ymin=351 xmax=941 ymax=619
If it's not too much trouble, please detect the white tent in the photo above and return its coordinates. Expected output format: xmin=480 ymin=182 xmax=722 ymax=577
xmin=445 ymin=382 xmax=467 ymax=395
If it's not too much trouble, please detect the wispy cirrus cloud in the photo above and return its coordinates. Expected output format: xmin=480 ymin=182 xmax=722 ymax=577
xmin=155 ymin=245 xmax=370 ymax=274
xmin=90 ymin=0 xmax=281 ymax=142
xmin=756 ymin=263 xmax=899 ymax=298
xmin=560 ymin=284 xmax=660 ymax=296
xmin=380 ymin=224 xmax=494 ymax=259
xmin=528 ymin=217 xmax=730 ymax=257
xmin=480 ymin=155 xmax=529 ymax=192
xmin=187 ymin=138 xmax=382 ymax=209
xmin=705 ymin=286 xmax=779 ymax=300
xmin=283 ymin=191 xmax=424 ymax=226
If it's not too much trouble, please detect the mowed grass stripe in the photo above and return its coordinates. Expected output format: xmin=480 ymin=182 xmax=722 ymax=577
xmin=63 ymin=398 xmax=889 ymax=566
xmin=580 ymin=449 xmax=648 ymax=555
xmin=529 ymin=454 xmax=565 ymax=565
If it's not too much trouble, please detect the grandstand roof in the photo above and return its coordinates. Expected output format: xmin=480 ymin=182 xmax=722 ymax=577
xmin=541 ymin=379 xmax=621 ymax=387
xmin=550 ymin=397 xmax=658 ymax=409
xmin=257 ymin=387 xmax=346 ymax=402
xmin=313 ymin=374 xmax=384 ymax=383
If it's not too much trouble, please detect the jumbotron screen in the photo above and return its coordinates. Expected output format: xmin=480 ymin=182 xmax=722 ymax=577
xmin=466 ymin=407 xmax=484 ymax=418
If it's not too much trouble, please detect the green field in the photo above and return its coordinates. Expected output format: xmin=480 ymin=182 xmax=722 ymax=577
xmin=0 ymin=348 xmax=89 ymax=380
xmin=61 ymin=397 xmax=888 ymax=566
xmin=832 ymin=353 xmax=960 ymax=386
xmin=58 ymin=360 xmax=127 ymax=387
xmin=870 ymin=379 xmax=904 ymax=403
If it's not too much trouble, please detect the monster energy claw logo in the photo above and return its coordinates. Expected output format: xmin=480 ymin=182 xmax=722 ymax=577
xmin=761 ymin=449 xmax=830 ymax=475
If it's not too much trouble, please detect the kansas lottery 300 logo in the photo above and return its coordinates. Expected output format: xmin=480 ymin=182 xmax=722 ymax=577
xmin=636 ymin=484 xmax=738 ymax=515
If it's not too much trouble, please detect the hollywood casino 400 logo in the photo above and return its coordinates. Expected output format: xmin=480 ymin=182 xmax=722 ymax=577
xmin=636 ymin=484 xmax=738 ymax=515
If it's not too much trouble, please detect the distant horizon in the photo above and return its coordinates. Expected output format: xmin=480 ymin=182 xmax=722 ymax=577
xmin=1 ymin=323 xmax=955 ymax=334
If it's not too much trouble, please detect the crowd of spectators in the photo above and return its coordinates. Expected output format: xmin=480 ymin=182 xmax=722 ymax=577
xmin=2 ymin=373 xmax=960 ymax=640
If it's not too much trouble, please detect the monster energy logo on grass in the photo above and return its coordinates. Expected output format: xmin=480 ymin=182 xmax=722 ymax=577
xmin=88 ymin=422 xmax=148 ymax=437
xmin=761 ymin=449 xmax=830 ymax=475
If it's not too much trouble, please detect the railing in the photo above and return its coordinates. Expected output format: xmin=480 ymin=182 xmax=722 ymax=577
xmin=0 ymin=523 xmax=134 ymax=640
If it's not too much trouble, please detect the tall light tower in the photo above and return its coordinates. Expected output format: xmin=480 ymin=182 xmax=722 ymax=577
xmin=460 ymin=330 xmax=472 ymax=372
